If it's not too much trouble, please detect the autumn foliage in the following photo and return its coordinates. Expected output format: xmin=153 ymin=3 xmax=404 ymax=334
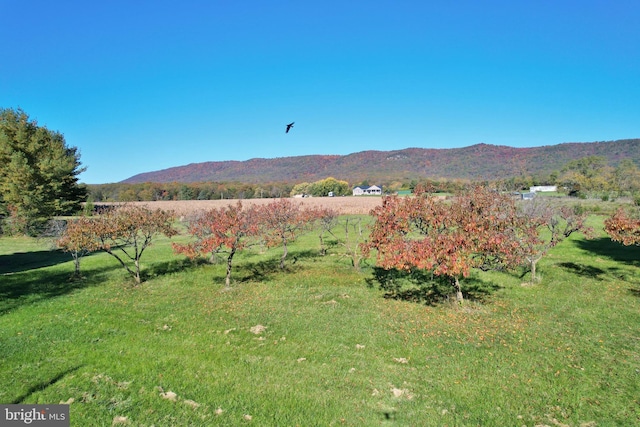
xmin=605 ymin=207 xmax=640 ymax=246
xmin=57 ymin=216 xmax=101 ymax=277
xmin=58 ymin=205 xmax=176 ymax=283
xmin=256 ymin=198 xmax=315 ymax=269
xmin=365 ymin=186 xmax=537 ymax=302
xmin=173 ymin=202 xmax=260 ymax=287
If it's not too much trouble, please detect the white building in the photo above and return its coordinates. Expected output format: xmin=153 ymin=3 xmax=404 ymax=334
xmin=530 ymin=185 xmax=557 ymax=193
xmin=353 ymin=185 xmax=382 ymax=196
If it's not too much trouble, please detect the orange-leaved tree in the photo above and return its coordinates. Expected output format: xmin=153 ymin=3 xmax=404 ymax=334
xmin=364 ymin=185 xmax=534 ymax=302
xmin=605 ymin=207 xmax=640 ymax=247
xmin=173 ymin=202 xmax=260 ymax=288
xmin=257 ymin=198 xmax=314 ymax=269
xmin=93 ymin=205 xmax=176 ymax=284
xmin=57 ymin=216 xmax=101 ymax=277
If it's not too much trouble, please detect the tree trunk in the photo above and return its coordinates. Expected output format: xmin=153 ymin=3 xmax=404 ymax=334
xmin=225 ymin=248 xmax=236 ymax=288
xmin=530 ymin=259 xmax=537 ymax=282
xmin=280 ymin=241 xmax=288 ymax=269
xmin=453 ymin=277 xmax=463 ymax=303
xmin=319 ymin=234 xmax=326 ymax=256
xmin=529 ymin=255 xmax=542 ymax=283
xmin=134 ymin=259 xmax=141 ymax=284
xmin=73 ymin=252 xmax=81 ymax=277
xmin=103 ymin=248 xmax=140 ymax=284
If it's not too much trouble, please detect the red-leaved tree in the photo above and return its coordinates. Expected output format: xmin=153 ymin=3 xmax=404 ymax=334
xmin=605 ymin=207 xmax=640 ymax=246
xmin=257 ymin=198 xmax=312 ymax=269
xmin=173 ymin=202 xmax=260 ymax=287
xmin=364 ymin=185 xmax=534 ymax=302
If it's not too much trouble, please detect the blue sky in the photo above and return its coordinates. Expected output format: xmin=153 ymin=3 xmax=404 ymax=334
xmin=2 ymin=0 xmax=639 ymax=184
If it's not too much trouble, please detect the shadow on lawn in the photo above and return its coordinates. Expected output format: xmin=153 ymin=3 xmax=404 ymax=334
xmin=575 ymin=237 xmax=640 ymax=267
xmin=236 ymin=249 xmax=318 ymax=283
xmin=142 ymin=256 xmax=210 ymax=280
xmin=569 ymin=238 xmax=640 ymax=290
xmin=0 ymin=249 xmax=75 ymax=275
xmin=0 ymin=264 xmax=117 ymax=316
xmin=366 ymin=267 xmax=500 ymax=305
xmin=558 ymin=262 xmax=607 ymax=280
xmin=167 ymin=249 xmax=320 ymax=285
xmin=11 ymin=365 xmax=83 ymax=404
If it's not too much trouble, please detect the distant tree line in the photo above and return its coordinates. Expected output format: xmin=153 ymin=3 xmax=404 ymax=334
xmin=290 ymin=177 xmax=350 ymax=197
xmin=88 ymin=181 xmax=295 ymax=202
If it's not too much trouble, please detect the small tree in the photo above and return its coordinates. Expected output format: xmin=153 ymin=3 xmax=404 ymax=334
xmin=257 ymin=198 xmax=310 ymax=269
xmin=173 ymin=202 xmax=260 ymax=288
xmin=605 ymin=207 xmax=640 ymax=246
xmin=93 ymin=205 xmax=176 ymax=284
xmin=329 ymin=216 xmax=368 ymax=271
xmin=518 ymin=199 xmax=592 ymax=282
xmin=308 ymin=207 xmax=339 ymax=255
xmin=57 ymin=217 xmax=100 ymax=277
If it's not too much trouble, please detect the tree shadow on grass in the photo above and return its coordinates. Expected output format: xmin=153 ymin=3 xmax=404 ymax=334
xmin=366 ymin=267 xmax=500 ymax=305
xmin=574 ymin=237 xmax=640 ymax=267
xmin=142 ymin=256 xmax=210 ymax=281
xmin=570 ymin=238 xmax=640 ymax=290
xmin=0 ymin=264 xmax=117 ymax=316
xmin=0 ymin=249 xmax=82 ymax=274
xmin=558 ymin=262 xmax=607 ymax=280
xmin=234 ymin=249 xmax=318 ymax=284
xmin=11 ymin=365 xmax=83 ymax=404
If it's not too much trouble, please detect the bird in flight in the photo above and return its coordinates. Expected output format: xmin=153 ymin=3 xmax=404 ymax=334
xmin=285 ymin=122 xmax=294 ymax=133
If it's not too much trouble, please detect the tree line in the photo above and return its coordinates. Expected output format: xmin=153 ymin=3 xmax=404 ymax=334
xmin=88 ymin=181 xmax=296 ymax=203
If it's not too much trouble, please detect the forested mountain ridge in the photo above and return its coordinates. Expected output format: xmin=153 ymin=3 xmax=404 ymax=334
xmin=121 ymin=139 xmax=640 ymax=184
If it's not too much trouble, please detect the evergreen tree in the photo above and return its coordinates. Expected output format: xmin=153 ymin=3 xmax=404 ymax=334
xmin=0 ymin=108 xmax=87 ymax=234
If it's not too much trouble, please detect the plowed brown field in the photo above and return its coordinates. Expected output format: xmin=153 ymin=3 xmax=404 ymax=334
xmin=95 ymin=196 xmax=383 ymax=216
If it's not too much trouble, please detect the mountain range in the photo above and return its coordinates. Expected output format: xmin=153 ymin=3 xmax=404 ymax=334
xmin=122 ymin=139 xmax=640 ymax=184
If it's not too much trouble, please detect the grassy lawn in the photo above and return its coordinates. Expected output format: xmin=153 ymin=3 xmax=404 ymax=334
xmin=1 ymin=215 xmax=639 ymax=426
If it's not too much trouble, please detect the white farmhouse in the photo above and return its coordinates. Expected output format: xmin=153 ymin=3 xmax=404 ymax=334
xmin=353 ymin=185 xmax=382 ymax=196
xmin=529 ymin=185 xmax=557 ymax=193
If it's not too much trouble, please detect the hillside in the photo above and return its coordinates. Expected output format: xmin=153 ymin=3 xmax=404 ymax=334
xmin=122 ymin=139 xmax=640 ymax=184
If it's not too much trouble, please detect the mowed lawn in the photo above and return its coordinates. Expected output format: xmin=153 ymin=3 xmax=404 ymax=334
xmin=0 ymin=215 xmax=639 ymax=426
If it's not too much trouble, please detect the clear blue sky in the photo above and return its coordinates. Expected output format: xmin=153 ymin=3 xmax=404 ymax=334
xmin=2 ymin=0 xmax=639 ymax=184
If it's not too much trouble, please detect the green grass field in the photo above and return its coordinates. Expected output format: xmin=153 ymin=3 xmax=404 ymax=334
xmin=1 ymin=214 xmax=639 ymax=426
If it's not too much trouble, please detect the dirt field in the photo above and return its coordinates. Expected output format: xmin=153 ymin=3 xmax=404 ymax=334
xmin=95 ymin=196 xmax=383 ymax=216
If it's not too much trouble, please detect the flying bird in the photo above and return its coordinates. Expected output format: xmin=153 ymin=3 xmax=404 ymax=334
xmin=285 ymin=122 xmax=294 ymax=133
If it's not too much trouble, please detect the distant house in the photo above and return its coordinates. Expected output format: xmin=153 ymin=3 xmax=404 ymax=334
xmin=530 ymin=185 xmax=557 ymax=193
xmin=353 ymin=185 xmax=382 ymax=196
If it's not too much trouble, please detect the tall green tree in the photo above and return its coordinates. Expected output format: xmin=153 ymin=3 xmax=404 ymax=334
xmin=558 ymin=156 xmax=613 ymax=197
xmin=0 ymin=108 xmax=87 ymax=233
